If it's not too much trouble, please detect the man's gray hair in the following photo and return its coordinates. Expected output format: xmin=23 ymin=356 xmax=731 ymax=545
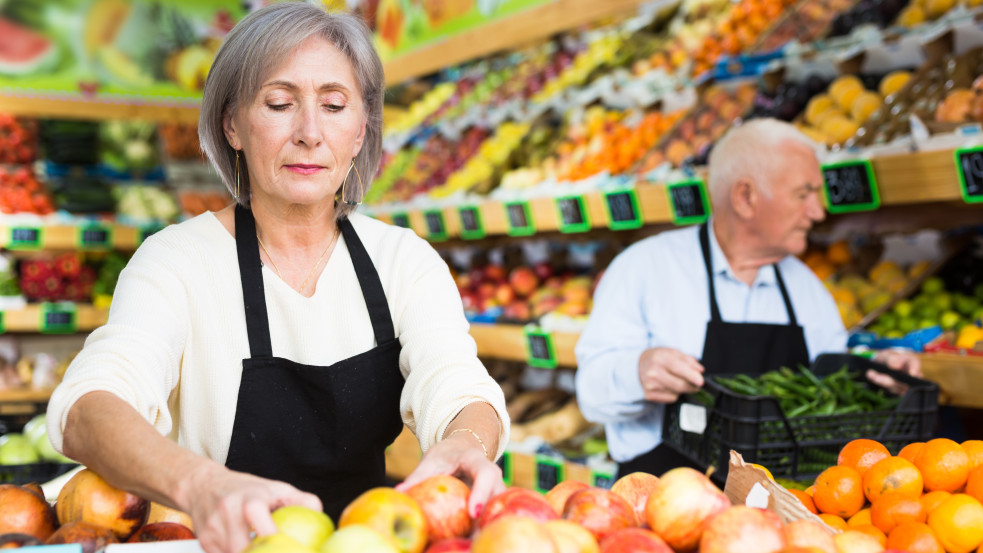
xmin=198 ymin=1 xmax=383 ymax=219
xmin=707 ymin=118 xmax=821 ymax=203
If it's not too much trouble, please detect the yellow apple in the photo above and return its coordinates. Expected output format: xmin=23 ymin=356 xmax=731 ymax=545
xmin=338 ymin=488 xmax=427 ymax=553
xmin=271 ymin=505 xmax=334 ymax=550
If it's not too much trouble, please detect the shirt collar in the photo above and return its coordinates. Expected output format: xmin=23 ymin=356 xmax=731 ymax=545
xmin=706 ymin=219 xmax=778 ymax=287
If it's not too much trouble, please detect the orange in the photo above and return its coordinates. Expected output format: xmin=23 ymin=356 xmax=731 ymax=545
xmin=965 ymin=467 xmax=983 ymax=504
xmin=839 ymin=439 xmax=892 ymax=477
xmin=927 ymin=494 xmax=983 ymax=553
xmin=848 ymin=508 xmax=873 ymax=528
xmin=807 ymin=485 xmax=816 ymax=496
xmin=916 ymin=439 xmax=972 ymax=493
xmin=871 ymin=492 xmax=928 ymax=534
xmin=962 ymin=441 xmax=983 ymax=469
xmin=922 ymin=491 xmax=954 ymax=514
xmin=853 ymin=524 xmax=888 ymax=547
xmin=864 ymin=456 xmax=924 ymax=503
xmin=814 ymin=465 xmax=866 ymax=518
xmin=887 ymin=522 xmax=945 ymax=553
xmin=900 ymin=442 xmax=926 ymax=463
xmin=827 ymin=241 xmax=852 ymax=266
xmin=819 ymin=513 xmax=849 ymax=531
xmin=791 ymin=489 xmax=818 ymax=514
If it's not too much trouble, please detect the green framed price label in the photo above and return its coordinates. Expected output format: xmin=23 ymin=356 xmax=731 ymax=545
xmin=391 ymin=212 xmax=411 ymax=229
xmin=504 ymin=201 xmax=535 ymax=237
xmin=8 ymin=226 xmax=43 ymax=250
xmin=604 ymin=188 xmax=643 ymax=230
xmin=534 ymin=455 xmax=565 ymax=494
xmin=667 ymin=180 xmax=710 ymax=225
xmin=139 ymin=224 xmax=166 ymax=245
xmin=423 ymin=210 xmax=448 ymax=242
xmin=0 ymin=311 xmax=5 ymax=334
xmin=821 ymin=159 xmax=880 ymax=213
xmin=592 ymin=470 xmax=615 ymax=490
xmin=555 ymin=195 xmax=591 ymax=233
xmin=458 ymin=205 xmax=486 ymax=240
xmin=497 ymin=451 xmax=513 ymax=486
xmin=523 ymin=327 xmax=556 ymax=369
xmin=40 ymin=302 xmax=77 ymax=334
xmin=77 ymin=224 xmax=113 ymax=250
xmin=954 ymin=146 xmax=983 ymax=203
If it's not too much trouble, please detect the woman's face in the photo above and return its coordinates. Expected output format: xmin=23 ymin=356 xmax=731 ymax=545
xmin=224 ymin=36 xmax=366 ymax=208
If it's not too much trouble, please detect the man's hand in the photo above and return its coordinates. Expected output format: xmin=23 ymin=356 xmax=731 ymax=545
xmin=867 ymin=350 xmax=923 ymax=395
xmin=638 ymin=347 xmax=705 ymax=403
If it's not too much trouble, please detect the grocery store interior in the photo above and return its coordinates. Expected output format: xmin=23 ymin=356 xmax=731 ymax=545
xmin=2 ymin=0 xmax=983 ymax=516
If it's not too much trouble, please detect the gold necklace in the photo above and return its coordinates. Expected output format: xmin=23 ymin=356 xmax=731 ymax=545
xmin=257 ymin=227 xmax=341 ymax=294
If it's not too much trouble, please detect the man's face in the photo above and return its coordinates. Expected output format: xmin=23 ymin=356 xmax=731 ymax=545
xmin=755 ymin=142 xmax=826 ymax=257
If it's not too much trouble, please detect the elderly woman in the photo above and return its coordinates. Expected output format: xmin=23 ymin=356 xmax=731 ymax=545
xmin=46 ymin=4 xmax=508 ymax=553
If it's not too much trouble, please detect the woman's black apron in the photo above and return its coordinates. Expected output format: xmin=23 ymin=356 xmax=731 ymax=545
xmin=225 ymin=206 xmax=404 ymax=520
xmin=618 ymin=223 xmax=811 ymax=478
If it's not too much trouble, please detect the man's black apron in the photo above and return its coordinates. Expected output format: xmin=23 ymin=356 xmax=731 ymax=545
xmin=618 ymin=223 xmax=811 ymax=478
xmin=225 ymin=206 xmax=404 ymax=520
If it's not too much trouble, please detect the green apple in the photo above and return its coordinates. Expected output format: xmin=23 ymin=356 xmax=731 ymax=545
xmin=879 ymin=313 xmax=898 ymax=331
xmin=33 ymin=433 xmax=72 ymax=463
xmin=932 ymin=292 xmax=953 ymax=313
xmin=22 ymin=414 xmax=47 ymax=446
xmin=919 ymin=319 xmax=938 ymax=329
xmin=0 ymin=433 xmax=39 ymax=465
xmin=893 ymin=300 xmax=914 ymax=319
xmin=885 ymin=330 xmax=906 ymax=339
xmin=941 ymin=310 xmax=962 ymax=330
xmin=271 ymin=506 xmax=334 ymax=550
xmin=898 ymin=317 xmax=918 ymax=334
xmin=320 ymin=526 xmax=398 ymax=553
xmin=922 ymin=277 xmax=945 ymax=295
xmin=244 ymin=533 xmax=317 ymax=553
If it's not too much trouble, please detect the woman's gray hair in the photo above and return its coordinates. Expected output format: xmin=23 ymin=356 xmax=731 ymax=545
xmin=198 ymin=1 xmax=383 ymax=219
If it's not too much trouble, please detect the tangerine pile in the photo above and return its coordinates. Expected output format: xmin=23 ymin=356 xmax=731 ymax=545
xmin=789 ymin=438 xmax=983 ymax=553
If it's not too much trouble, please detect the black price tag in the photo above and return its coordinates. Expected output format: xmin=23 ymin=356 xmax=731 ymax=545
xmin=592 ymin=471 xmax=615 ymax=490
xmin=534 ymin=455 xmax=565 ymax=493
xmin=8 ymin=226 xmax=42 ymax=250
xmin=78 ymin=225 xmax=112 ymax=250
xmin=524 ymin=327 xmax=556 ymax=369
xmin=497 ymin=451 xmax=513 ymax=486
xmin=391 ymin=213 xmax=411 ymax=229
xmin=40 ymin=303 xmax=77 ymax=334
xmin=458 ymin=206 xmax=485 ymax=240
xmin=423 ymin=210 xmax=448 ymax=241
xmin=955 ymin=147 xmax=983 ymax=204
xmin=821 ymin=160 xmax=880 ymax=213
xmin=667 ymin=180 xmax=710 ymax=225
xmin=604 ymin=188 xmax=643 ymax=230
xmin=555 ymin=195 xmax=590 ymax=233
xmin=504 ymin=201 xmax=535 ymax=237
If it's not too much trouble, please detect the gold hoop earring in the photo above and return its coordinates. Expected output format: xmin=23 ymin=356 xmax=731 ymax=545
xmin=341 ymin=157 xmax=364 ymax=206
xmin=234 ymin=150 xmax=241 ymax=200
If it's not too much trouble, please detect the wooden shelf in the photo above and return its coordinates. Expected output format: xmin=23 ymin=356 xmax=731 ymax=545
xmin=470 ymin=323 xmax=580 ymax=367
xmin=0 ymin=96 xmax=200 ymax=125
xmin=0 ymin=223 xmax=148 ymax=251
xmin=919 ymin=353 xmax=983 ymax=409
xmin=3 ymin=304 xmax=108 ymax=333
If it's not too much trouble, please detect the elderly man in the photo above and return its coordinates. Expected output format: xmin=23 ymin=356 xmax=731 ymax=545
xmin=575 ymin=118 xmax=921 ymax=477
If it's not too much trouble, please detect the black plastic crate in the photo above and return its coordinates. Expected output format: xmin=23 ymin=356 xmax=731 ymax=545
xmin=0 ymin=461 xmax=79 ymax=486
xmin=663 ymin=354 xmax=938 ymax=485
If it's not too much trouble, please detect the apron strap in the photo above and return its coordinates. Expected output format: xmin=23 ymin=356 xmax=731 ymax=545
xmin=773 ymin=264 xmax=799 ymax=326
xmin=698 ymin=223 xmax=723 ymax=323
xmin=339 ymin=219 xmax=396 ymax=344
xmin=235 ymin=205 xmax=274 ymax=358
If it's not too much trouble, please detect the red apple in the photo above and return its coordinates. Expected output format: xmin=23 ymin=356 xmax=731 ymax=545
xmin=339 ymin=487 xmax=427 ymax=553
xmin=126 ymin=522 xmax=196 ymax=543
xmin=699 ymin=506 xmax=786 ymax=553
xmin=483 ymin=265 xmax=506 ymax=283
xmin=509 ymin=267 xmax=540 ymax=297
xmin=424 ymin=537 xmax=471 ymax=553
xmin=533 ymin=262 xmax=554 ymax=281
xmin=494 ymin=283 xmax=516 ymax=305
xmin=610 ymin=472 xmax=660 ymax=526
xmin=563 ymin=488 xmax=637 ymax=542
xmin=544 ymin=519 xmax=600 ymax=553
xmin=545 ymin=481 xmax=589 ymax=515
xmin=477 ymin=488 xmax=558 ymax=529
xmin=405 ymin=475 xmax=472 ymax=543
xmin=544 ymin=276 xmax=565 ymax=290
xmin=476 ymin=282 xmax=497 ymax=299
xmin=472 ymin=516 xmax=558 ymax=553
xmin=600 ymin=528 xmax=674 ymax=553
xmin=645 ymin=467 xmax=731 ymax=552
xmin=504 ymin=301 xmax=532 ymax=321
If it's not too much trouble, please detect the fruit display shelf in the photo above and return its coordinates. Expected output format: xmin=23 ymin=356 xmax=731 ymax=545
xmin=471 ymin=323 xmax=580 ymax=367
xmin=0 ymin=95 xmax=200 ymax=125
xmin=0 ymin=222 xmax=148 ymax=252
xmin=0 ymin=304 xmax=108 ymax=334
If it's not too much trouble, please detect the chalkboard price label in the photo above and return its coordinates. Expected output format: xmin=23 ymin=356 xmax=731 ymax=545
xmin=498 ymin=451 xmax=513 ymax=486
xmin=391 ymin=213 xmax=411 ymax=229
xmin=458 ymin=206 xmax=485 ymax=240
xmin=423 ymin=210 xmax=448 ymax=241
xmin=8 ymin=227 xmax=42 ymax=250
xmin=534 ymin=455 xmax=565 ymax=493
xmin=78 ymin=225 xmax=112 ymax=250
xmin=592 ymin=471 xmax=615 ymax=490
xmin=604 ymin=188 xmax=643 ymax=230
xmin=667 ymin=180 xmax=710 ymax=225
xmin=505 ymin=201 xmax=535 ymax=237
xmin=555 ymin=195 xmax=591 ymax=234
xmin=524 ymin=327 xmax=557 ymax=369
xmin=822 ymin=160 xmax=880 ymax=213
xmin=954 ymin=147 xmax=983 ymax=203
xmin=40 ymin=302 xmax=77 ymax=334
xmin=139 ymin=224 xmax=165 ymax=245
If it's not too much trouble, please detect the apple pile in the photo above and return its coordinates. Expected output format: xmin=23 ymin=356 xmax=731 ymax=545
xmin=455 ymin=263 xmax=597 ymax=322
xmin=0 ymin=468 xmax=194 ymax=553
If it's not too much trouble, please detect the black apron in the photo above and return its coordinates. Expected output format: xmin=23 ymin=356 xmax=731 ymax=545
xmin=618 ymin=223 xmax=811 ymax=477
xmin=225 ymin=206 xmax=404 ymax=521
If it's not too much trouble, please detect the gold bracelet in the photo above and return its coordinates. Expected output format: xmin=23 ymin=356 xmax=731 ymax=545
xmin=446 ymin=427 xmax=489 ymax=459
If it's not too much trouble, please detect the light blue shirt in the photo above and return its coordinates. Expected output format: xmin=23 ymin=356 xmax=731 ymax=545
xmin=574 ymin=224 xmax=847 ymax=462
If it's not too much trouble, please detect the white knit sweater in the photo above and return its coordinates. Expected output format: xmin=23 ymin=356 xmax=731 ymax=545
xmin=47 ymin=212 xmax=509 ymax=464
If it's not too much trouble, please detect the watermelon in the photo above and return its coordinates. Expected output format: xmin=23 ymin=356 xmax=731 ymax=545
xmin=0 ymin=16 xmax=58 ymax=76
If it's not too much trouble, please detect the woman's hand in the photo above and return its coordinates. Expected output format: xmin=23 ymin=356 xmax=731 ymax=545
xmin=396 ymin=434 xmax=504 ymax=520
xmin=867 ymin=350 xmax=923 ymax=395
xmin=179 ymin=463 xmax=322 ymax=553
